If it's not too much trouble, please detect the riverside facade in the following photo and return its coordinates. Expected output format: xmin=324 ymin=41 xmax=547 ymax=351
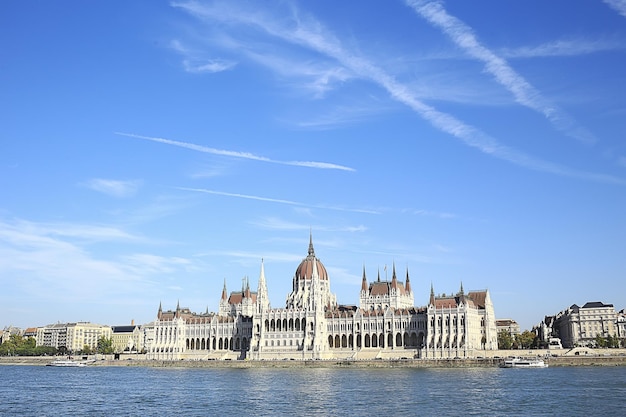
xmin=147 ymin=235 xmax=498 ymax=360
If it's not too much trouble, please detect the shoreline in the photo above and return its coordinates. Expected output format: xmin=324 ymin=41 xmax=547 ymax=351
xmin=2 ymin=355 xmax=626 ymax=368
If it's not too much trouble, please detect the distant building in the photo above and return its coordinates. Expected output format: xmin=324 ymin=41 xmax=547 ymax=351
xmin=146 ymin=234 xmax=498 ymax=360
xmin=538 ymin=302 xmax=619 ymax=348
xmin=23 ymin=328 xmax=38 ymax=339
xmin=496 ymin=319 xmax=520 ymax=336
xmin=111 ymin=322 xmax=144 ymax=353
xmin=36 ymin=322 xmax=112 ymax=352
xmin=0 ymin=326 xmax=22 ymax=344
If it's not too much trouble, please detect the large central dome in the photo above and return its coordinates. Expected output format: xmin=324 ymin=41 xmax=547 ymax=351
xmin=294 ymin=234 xmax=328 ymax=281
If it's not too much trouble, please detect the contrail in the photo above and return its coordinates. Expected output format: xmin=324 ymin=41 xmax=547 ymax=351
xmin=115 ymin=132 xmax=355 ymax=172
xmin=406 ymin=0 xmax=596 ymax=145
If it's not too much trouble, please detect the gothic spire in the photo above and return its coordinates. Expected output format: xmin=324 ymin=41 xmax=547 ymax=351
xmin=221 ymin=279 xmax=228 ymax=301
xmin=391 ymin=262 xmax=398 ymax=288
xmin=361 ymin=265 xmax=368 ymax=292
xmin=405 ymin=267 xmax=411 ymax=293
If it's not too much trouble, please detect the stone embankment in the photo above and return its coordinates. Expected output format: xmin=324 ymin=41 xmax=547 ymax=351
xmin=2 ymin=355 xmax=626 ymax=368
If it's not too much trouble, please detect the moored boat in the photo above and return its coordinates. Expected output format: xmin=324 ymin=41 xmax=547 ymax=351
xmin=500 ymin=357 xmax=548 ymax=368
xmin=46 ymin=359 xmax=92 ymax=367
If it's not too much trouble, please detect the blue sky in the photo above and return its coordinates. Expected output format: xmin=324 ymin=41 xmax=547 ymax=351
xmin=2 ymin=0 xmax=625 ymax=332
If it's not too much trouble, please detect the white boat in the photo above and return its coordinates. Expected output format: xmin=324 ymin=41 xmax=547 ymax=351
xmin=46 ymin=359 xmax=90 ymax=367
xmin=500 ymin=357 xmax=548 ymax=368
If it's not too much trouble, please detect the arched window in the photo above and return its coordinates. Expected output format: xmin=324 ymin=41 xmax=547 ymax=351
xmin=295 ymin=318 xmax=300 ymax=331
xmin=364 ymin=334 xmax=371 ymax=348
xmin=328 ymin=335 xmax=334 ymax=347
xmin=396 ymin=333 xmax=402 ymax=347
xmin=196 ymin=338 xmax=200 ymax=350
xmin=372 ymin=333 xmax=378 ymax=348
xmin=356 ymin=334 xmax=362 ymax=348
xmin=283 ymin=319 xmax=288 ymax=331
xmin=335 ymin=335 xmax=340 ymax=348
xmin=265 ymin=320 xmax=269 ymax=332
xmin=219 ymin=338 xmax=223 ymax=350
xmin=289 ymin=318 xmax=294 ymax=331
xmin=186 ymin=339 xmax=190 ymax=350
xmin=348 ymin=334 xmax=354 ymax=348
xmin=342 ymin=334 xmax=347 ymax=348
xmin=379 ymin=334 xmax=384 ymax=348
xmin=271 ymin=319 xmax=275 ymax=332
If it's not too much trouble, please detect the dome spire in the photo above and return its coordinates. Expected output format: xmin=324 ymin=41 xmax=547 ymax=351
xmin=308 ymin=229 xmax=315 ymax=257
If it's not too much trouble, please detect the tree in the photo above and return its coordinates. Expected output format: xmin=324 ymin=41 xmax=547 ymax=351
xmin=515 ymin=331 xmax=537 ymax=349
xmin=498 ymin=330 xmax=514 ymax=350
xmin=97 ymin=336 xmax=114 ymax=354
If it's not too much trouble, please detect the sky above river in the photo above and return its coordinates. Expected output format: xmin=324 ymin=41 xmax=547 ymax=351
xmin=2 ymin=1 xmax=626 ymax=331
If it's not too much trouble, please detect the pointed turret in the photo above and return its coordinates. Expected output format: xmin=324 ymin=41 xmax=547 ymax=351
xmin=377 ymin=268 xmax=381 ymax=282
xmin=405 ymin=268 xmax=411 ymax=293
xmin=257 ymin=258 xmax=270 ymax=313
xmin=459 ymin=281 xmax=465 ymax=296
xmin=245 ymin=276 xmax=251 ymax=298
xmin=361 ymin=265 xmax=368 ymax=292
xmin=221 ymin=279 xmax=228 ymax=301
xmin=175 ymin=299 xmax=180 ymax=318
xmin=391 ymin=262 xmax=398 ymax=288
xmin=158 ymin=301 xmax=163 ymax=320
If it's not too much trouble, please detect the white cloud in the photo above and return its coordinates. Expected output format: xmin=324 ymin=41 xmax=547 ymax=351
xmin=170 ymin=1 xmax=626 ymax=185
xmin=501 ymin=38 xmax=625 ymax=59
xmin=178 ymin=187 xmax=381 ymax=214
xmin=405 ymin=0 xmax=596 ymax=145
xmin=170 ymin=39 xmax=236 ymax=74
xmin=604 ymin=0 xmax=626 ymax=18
xmin=83 ymin=178 xmax=141 ymax=198
xmin=183 ymin=58 xmax=236 ymax=73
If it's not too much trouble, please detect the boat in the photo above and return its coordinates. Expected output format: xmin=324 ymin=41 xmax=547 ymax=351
xmin=500 ymin=357 xmax=548 ymax=368
xmin=46 ymin=359 xmax=93 ymax=367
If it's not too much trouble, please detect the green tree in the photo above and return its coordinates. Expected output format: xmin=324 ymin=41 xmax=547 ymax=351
xmin=498 ymin=330 xmax=514 ymax=350
xmin=97 ymin=336 xmax=114 ymax=354
xmin=515 ymin=330 xmax=537 ymax=349
xmin=595 ymin=334 xmax=607 ymax=348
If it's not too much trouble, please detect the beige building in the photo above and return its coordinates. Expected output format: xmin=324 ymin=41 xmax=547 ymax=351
xmin=111 ymin=324 xmax=145 ymax=353
xmin=496 ymin=319 xmax=521 ymax=336
xmin=147 ymin=235 xmax=498 ymax=360
xmin=36 ymin=322 xmax=112 ymax=353
xmin=540 ymin=302 xmax=619 ymax=348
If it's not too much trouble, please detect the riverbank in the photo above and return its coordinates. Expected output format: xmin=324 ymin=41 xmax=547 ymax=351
xmin=2 ymin=355 xmax=626 ymax=368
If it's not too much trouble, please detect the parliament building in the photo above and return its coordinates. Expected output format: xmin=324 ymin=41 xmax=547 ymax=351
xmin=147 ymin=235 xmax=498 ymax=360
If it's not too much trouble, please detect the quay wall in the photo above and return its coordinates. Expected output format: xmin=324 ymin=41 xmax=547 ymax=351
xmin=2 ymin=353 xmax=626 ymax=368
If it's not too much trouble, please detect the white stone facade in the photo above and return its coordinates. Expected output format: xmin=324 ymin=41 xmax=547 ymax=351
xmin=146 ymin=235 xmax=498 ymax=360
